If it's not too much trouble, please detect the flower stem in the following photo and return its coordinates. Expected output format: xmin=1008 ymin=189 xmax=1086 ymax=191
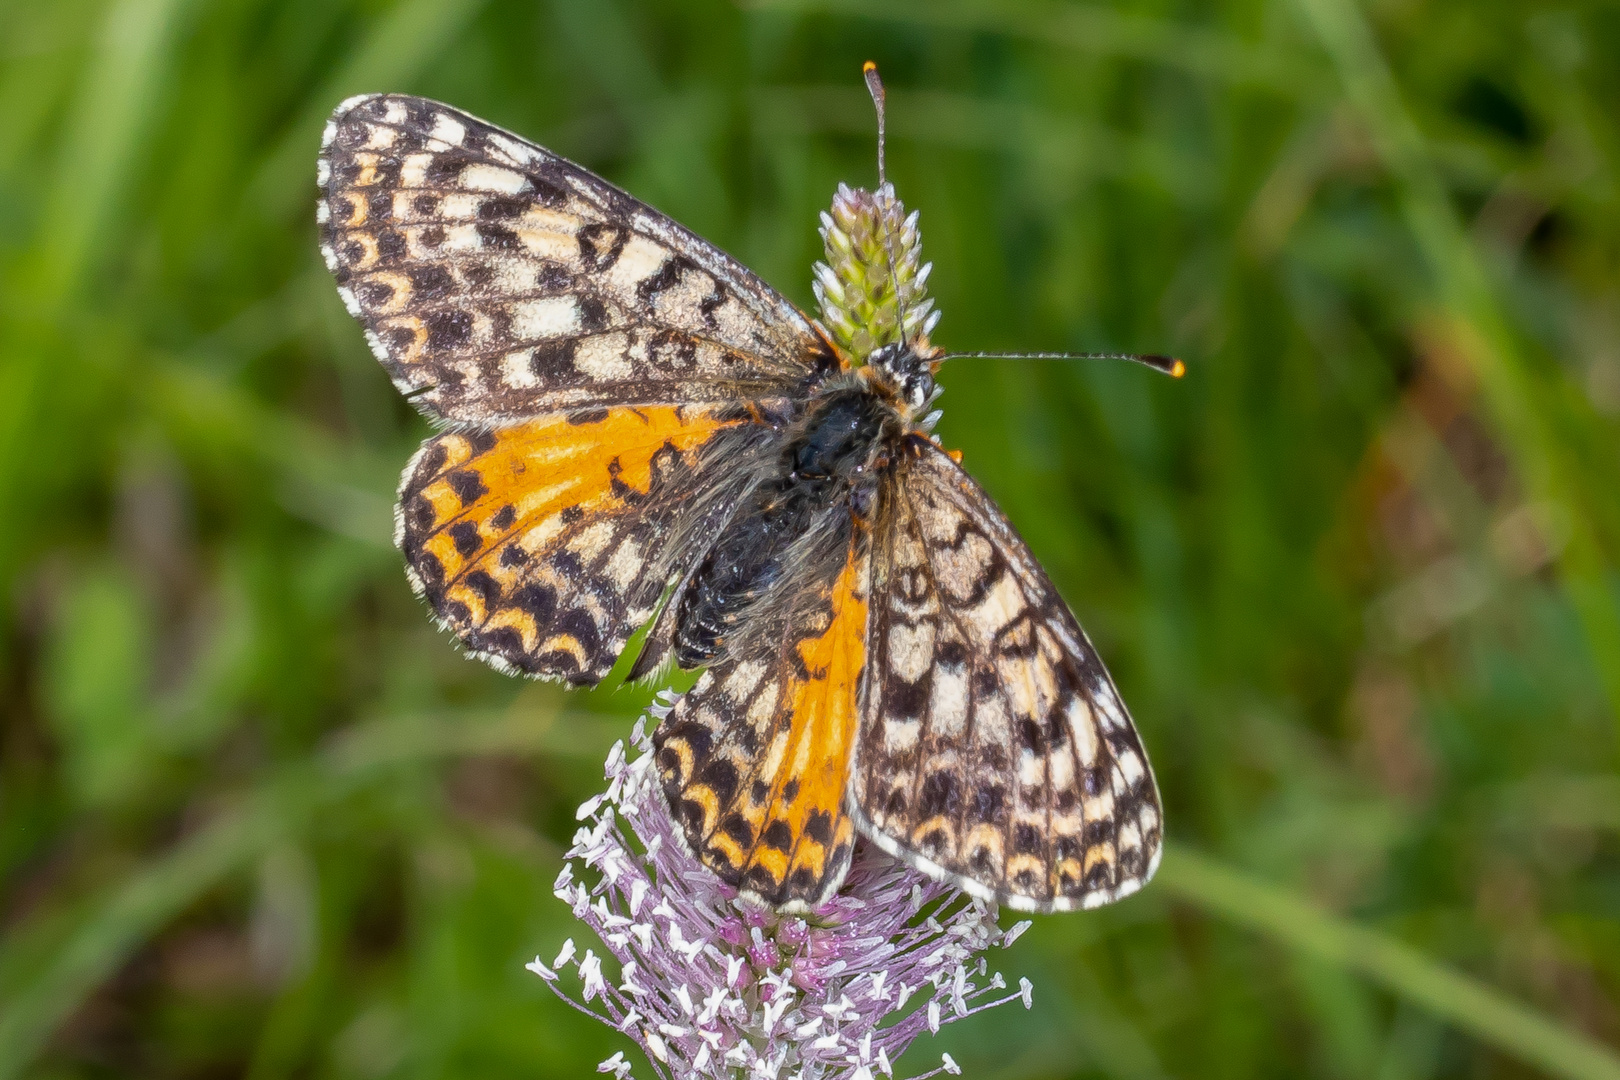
xmin=1159 ymin=846 xmax=1620 ymax=1080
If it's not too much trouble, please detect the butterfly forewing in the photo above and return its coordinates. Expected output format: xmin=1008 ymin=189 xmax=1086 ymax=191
xmin=852 ymin=439 xmax=1162 ymax=911
xmin=396 ymin=405 xmax=776 ymax=685
xmin=317 ymin=94 xmax=836 ymax=424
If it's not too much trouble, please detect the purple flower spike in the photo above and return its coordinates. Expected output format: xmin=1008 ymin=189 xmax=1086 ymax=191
xmin=528 ymin=706 xmax=1035 ymax=1080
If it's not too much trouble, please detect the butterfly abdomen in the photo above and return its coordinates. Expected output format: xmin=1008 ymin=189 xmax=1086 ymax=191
xmin=674 ymin=389 xmax=893 ymax=667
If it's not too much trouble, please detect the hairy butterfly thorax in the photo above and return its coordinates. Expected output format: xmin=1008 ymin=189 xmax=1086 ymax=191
xmin=668 ymin=133 xmax=946 ymax=676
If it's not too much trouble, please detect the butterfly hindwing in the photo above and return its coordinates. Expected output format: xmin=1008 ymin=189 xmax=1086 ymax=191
xmin=318 ymin=94 xmax=837 ymax=423
xmin=653 ymin=528 xmax=870 ymax=909
xmin=397 ymin=404 xmax=771 ymax=685
xmin=851 ymin=438 xmax=1162 ymax=912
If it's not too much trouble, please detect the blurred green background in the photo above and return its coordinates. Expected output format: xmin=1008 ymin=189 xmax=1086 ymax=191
xmin=1 ymin=0 xmax=1618 ymax=1078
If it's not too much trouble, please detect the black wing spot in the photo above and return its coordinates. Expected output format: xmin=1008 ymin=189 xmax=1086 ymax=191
xmin=413 ymin=551 xmax=445 ymax=590
xmin=577 ymin=222 xmax=630 ymax=270
xmin=761 ymin=819 xmax=792 ymax=852
xmin=662 ymin=718 xmax=713 ymax=766
xmin=448 ymin=521 xmax=482 ymax=558
xmin=918 ymin=772 xmax=960 ymax=818
xmin=968 ymin=784 xmax=1005 ymax=824
xmin=376 ymin=228 xmax=407 ymax=261
xmin=426 ymin=309 xmax=473 ymax=351
xmin=1083 ymin=860 xmax=1114 ymax=892
xmin=548 ymin=548 xmax=583 ymax=583
xmin=1082 ymin=818 xmax=1116 ymax=846
xmin=577 ymin=294 xmax=609 ymax=332
xmin=530 ymin=175 xmax=570 ymax=208
xmin=477 ymin=194 xmax=528 ymax=219
xmin=446 ymin=468 xmax=488 ymax=506
xmin=676 ymin=798 xmax=707 ymax=834
xmin=413 ymin=445 xmax=449 ymax=482
xmin=463 ymin=570 xmax=500 ymax=610
xmin=803 ymin=810 xmax=834 ymax=846
xmin=1118 ymin=846 xmax=1145 ymax=877
xmin=475 ymin=221 xmax=518 ymax=249
xmin=742 ymin=864 xmax=783 ymax=902
xmin=721 ymin=814 xmax=755 ymax=848
xmin=1083 ymin=767 xmax=1106 ymax=797
xmin=636 ymin=254 xmax=696 ymax=301
xmin=695 ymin=758 xmax=739 ymax=807
xmin=883 ymin=675 xmax=929 ymax=720
xmin=356 ymin=279 xmax=395 ymax=308
xmin=408 ymin=263 xmax=455 ymax=300
xmin=529 ymin=339 xmax=580 ymax=384
xmin=509 ymin=582 xmax=557 ymax=627
xmin=473 ymin=625 xmax=525 ymax=664
xmin=403 ymin=501 xmax=436 ymax=550
xmin=425 ymin=155 xmax=465 ymax=187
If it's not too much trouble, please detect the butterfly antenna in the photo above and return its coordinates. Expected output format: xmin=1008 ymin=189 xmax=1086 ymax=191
xmin=941 ymin=351 xmax=1187 ymax=378
xmin=864 ymin=60 xmax=887 ymax=187
xmin=862 ymin=61 xmax=923 ymax=355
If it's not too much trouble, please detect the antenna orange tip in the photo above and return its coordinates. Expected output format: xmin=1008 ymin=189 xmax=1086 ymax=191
xmin=1170 ymin=360 xmax=1186 ymax=378
xmin=863 ymin=60 xmax=877 ymax=73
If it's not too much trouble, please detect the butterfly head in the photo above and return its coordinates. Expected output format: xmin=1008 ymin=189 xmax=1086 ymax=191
xmin=865 ymin=341 xmax=942 ymax=418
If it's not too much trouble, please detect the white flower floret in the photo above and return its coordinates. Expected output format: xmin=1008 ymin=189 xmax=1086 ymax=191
xmin=527 ymin=728 xmax=1034 ymax=1079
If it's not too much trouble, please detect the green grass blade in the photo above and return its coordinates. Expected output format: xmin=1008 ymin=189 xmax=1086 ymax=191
xmin=1292 ymin=0 xmax=1620 ymax=740
xmin=0 ymin=779 xmax=308 ymax=1080
xmin=1159 ymin=846 xmax=1620 ymax=1080
xmin=35 ymin=0 xmax=197 ymax=303
xmin=0 ymin=705 xmax=614 ymax=1080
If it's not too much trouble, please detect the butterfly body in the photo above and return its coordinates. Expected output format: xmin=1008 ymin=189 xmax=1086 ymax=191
xmin=319 ymin=93 xmax=1162 ymax=914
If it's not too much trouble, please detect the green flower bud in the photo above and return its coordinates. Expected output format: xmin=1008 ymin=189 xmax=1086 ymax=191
xmin=812 ymin=182 xmax=935 ymax=363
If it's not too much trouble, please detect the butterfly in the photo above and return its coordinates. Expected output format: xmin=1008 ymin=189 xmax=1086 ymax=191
xmin=316 ymin=82 xmax=1165 ymax=913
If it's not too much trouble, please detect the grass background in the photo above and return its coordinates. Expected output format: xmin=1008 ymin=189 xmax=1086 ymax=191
xmin=1 ymin=0 xmax=1618 ymax=1077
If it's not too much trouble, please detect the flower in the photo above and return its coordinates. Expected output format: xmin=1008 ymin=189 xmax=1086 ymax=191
xmin=813 ymin=182 xmax=939 ymax=363
xmin=529 ymin=696 xmax=1034 ymax=1080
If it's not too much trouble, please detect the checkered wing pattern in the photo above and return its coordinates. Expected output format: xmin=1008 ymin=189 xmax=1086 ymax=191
xmin=395 ymin=405 xmax=774 ymax=685
xmin=317 ymin=94 xmax=836 ymax=423
xmin=852 ymin=439 xmax=1162 ymax=911
xmin=653 ymin=531 xmax=870 ymax=910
